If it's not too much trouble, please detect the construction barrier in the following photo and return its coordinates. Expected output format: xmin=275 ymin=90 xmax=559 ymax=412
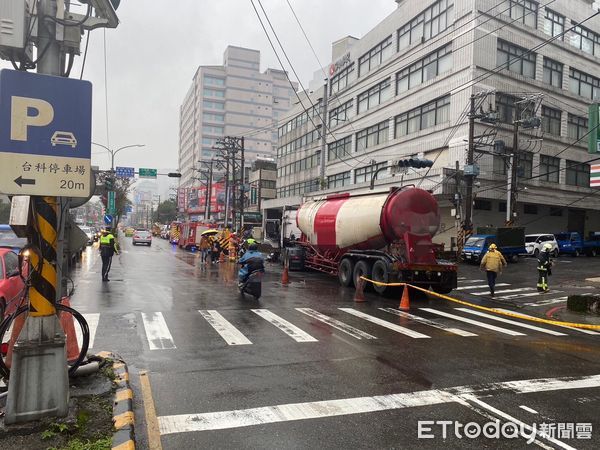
xmin=359 ymin=276 xmax=600 ymax=331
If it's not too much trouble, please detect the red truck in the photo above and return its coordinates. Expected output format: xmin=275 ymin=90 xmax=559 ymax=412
xmin=293 ymin=186 xmax=457 ymax=295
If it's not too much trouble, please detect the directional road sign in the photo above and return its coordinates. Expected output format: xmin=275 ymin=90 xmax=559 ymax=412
xmin=108 ymin=191 xmax=116 ymax=214
xmin=115 ymin=166 xmax=135 ymax=178
xmin=0 ymin=70 xmax=92 ymax=197
xmin=139 ymin=168 xmax=157 ymax=178
xmin=104 ymin=214 xmax=113 ymax=225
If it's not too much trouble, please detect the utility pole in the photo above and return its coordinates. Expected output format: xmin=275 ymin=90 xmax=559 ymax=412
xmin=463 ymin=94 xmax=476 ymax=238
xmin=319 ymin=79 xmax=329 ymax=186
xmin=454 ymin=160 xmax=463 ymax=256
xmin=201 ymin=160 xmax=214 ymax=222
xmin=224 ymin=152 xmax=230 ymax=228
xmin=239 ymin=137 xmax=245 ymax=230
xmin=507 ymin=102 xmax=520 ymax=225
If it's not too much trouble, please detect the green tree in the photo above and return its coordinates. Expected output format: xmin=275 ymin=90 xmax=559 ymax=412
xmin=153 ymin=199 xmax=177 ymax=224
xmin=0 ymin=200 xmax=10 ymax=223
xmin=97 ymin=172 xmax=133 ymax=230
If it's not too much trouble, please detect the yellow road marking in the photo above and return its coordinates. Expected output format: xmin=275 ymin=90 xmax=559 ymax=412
xmin=113 ymin=411 xmax=135 ymax=430
xmin=115 ymin=389 xmax=133 ymax=403
xmin=140 ymin=371 xmax=163 ymax=450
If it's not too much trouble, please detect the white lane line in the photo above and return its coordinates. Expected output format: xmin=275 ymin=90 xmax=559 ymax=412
xmin=380 ymin=308 xmax=477 ymax=337
xmin=198 ymin=310 xmax=252 ymax=345
xmin=296 ymin=308 xmax=377 ymax=340
xmin=251 ymin=309 xmax=318 ymax=342
xmin=455 ymin=308 xmax=567 ymax=336
xmin=74 ymin=313 xmax=100 ymax=349
xmin=462 ymin=395 xmax=576 ymax=450
xmin=456 ymin=283 xmax=509 ymax=291
xmin=496 ymin=291 xmax=563 ymax=300
xmin=157 ymin=373 xmax=600 ymax=435
xmin=520 ymin=405 xmax=539 ymax=414
xmin=141 ymin=312 xmax=176 ymax=350
xmin=471 ymin=287 xmax=535 ymax=296
xmin=419 ymin=308 xmax=526 ymax=336
xmin=339 ymin=308 xmax=430 ymax=339
xmin=495 ymin=308 xmax=600 ymax=336
xmin=523 ymin=297 xmax=568 ymax=307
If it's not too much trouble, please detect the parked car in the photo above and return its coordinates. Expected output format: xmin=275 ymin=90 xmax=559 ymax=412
xmin=0 ymin=247 xmax=25 ymax=319
xmin=525 ymin=234 xmax=559 ymax=257
xmin=554 ymin=231 xmax=600 ymax=257
xmin=0 ymin=224 xmax=27 ymax=253
xmin=80 ymin=226 xmax=95 ymax=245
xmin=132 ymin=229 xmax=152 ymax=246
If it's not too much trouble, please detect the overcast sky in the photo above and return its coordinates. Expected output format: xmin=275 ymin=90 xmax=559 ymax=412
xmin=2 ymin=0 xmax=397 ymax=172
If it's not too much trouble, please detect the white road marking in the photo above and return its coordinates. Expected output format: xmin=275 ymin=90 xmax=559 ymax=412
xmin=457 ymin=278 xmax=484 ymax=283
xmin=74 ymin=313 xmax=100 ymax=349
xmin=419 ymin=308 xmax=526 ymax=336
xmin=198 ymin=310 xmax=252 ymax=345
xmin=457 ymin=276 xmax=467 ymax=280
xmin=471 ymin=287 xmax=535 ymax=296
xmin=339 ymin=308 xmax=430 ymax=339
xmin=519 ymin=405 xmax=539 ymax=414
xmin=523 ymin=297 xmax=568 ymax=307
xmin=296 ymin=308 xmax=376 ymax=340
xmin=252 ymin=309 xmax=318 ymax=342
xmin=495 ymin=308 xmax=600 ymax=336
xmin=380 ymin=308 xmax=477 ymax=337
xmin=455 ymin=308 xmax=567 ymax=336
xmin=141 ymin=312 xmax=176 ymax=350
xmin=496 ymin=291 xmax=563 ymax=300
xmin=157 ymin=373 xmax=600 ymax=435
xmin=456 ymin=283 xmax=509 ymax=290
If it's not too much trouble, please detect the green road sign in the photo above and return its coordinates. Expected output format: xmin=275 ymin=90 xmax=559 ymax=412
xmin=588 ymin=103 xmax=600 ymax=154
xmin=108 ymin=190 xmax=116 ymax=214
xmin=139 ymin=168 xmax=157 ymax=178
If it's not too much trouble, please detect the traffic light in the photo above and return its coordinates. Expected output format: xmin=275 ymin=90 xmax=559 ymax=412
xmin=396 ymin=158 xmax=434 ymax=169
xmin=168 ymin=172 xmax=182 ymax=178
xmin=105 ymin=177 xmax=114 ymax=190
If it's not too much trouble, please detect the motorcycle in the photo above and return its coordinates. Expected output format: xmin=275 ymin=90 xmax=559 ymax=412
xmin=238 ymin=269 xmax=263 ymax=300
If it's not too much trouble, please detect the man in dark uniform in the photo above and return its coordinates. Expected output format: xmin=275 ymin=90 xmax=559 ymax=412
xmin=537 ymin=243 xmax=553 ymax=292
xmin=99 ymin=227 xmax=119 ymax=281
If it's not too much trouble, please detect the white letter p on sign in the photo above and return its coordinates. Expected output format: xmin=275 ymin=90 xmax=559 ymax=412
xmin=11 ymin=96 xmax=54 ymax=142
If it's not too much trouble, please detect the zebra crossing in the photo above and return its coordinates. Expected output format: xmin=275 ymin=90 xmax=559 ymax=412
xmin=456 ymin=276 xmax=567 ymax=302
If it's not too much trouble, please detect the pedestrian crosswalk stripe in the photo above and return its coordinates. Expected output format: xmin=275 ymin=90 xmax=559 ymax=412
xmin=75 ymin=313 xmax=100 ymax=349
xmin=296 ymin=308 xmax=377 ymax=340
xmin=494 ymin=309 xmax=600 ymax=336
xmin=496 ymin=291 xmax=563 ymax=300
xmin=471 ymin=287 xmax=535 ymax=296
xmin=339 ymin=308 xmax=430 ymax=339
xmin=455 ymin=308 xmax=567 ymax=336
xmin=457 ymin=277 xmax=467 ymax=280
xmin=141 ymin=312 xmax=176 ymax=350
xmin=199 ymin=310 xmax=252 ymax=346
xmin=251 ymin=309 xmax=318 ymax=342
xmin=457 ymin=279 xmax=486 ymax=284
xmin=419 ymin=308 xmax=526 ymax=336
xmin=523 ymin=297 xmax=569 ymax=307
xmin=456 ymin=283 xmax=510 ymax=291
xmin=379 ymin=308 xmax=477 ymax=337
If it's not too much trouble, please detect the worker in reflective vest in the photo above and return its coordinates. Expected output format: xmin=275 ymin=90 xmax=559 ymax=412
xmin=99 ymin=228 xmax=119 ymax=281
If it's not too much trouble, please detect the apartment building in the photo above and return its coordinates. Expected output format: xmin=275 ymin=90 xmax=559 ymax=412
xmin=266 ymin=0 xmax=600 ymax=246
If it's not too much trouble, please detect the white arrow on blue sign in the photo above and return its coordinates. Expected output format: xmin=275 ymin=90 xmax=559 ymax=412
xmin=104 ymin=214 xmax=113 ymax=225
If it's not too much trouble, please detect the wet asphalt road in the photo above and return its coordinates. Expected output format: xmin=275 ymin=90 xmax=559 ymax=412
xmin=69 ymin=236 xmax=600 ymax=449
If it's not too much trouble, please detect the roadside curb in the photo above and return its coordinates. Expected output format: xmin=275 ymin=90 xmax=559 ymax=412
xmin=96 ymin=351 xmax=135 ymax=450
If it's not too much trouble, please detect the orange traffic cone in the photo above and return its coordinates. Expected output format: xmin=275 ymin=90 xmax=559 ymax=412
xmin=59 ymin=297 xmax=81 ymax=363
xmin=281 ymin=262 xmax=289 ymax=285
xmin=354 ymin=277 xmax=366 ymax=302
xmin=399 ymin=284 xmax=410 ymax=311
xmin=4 ymin=311 xmax=27 ymax=369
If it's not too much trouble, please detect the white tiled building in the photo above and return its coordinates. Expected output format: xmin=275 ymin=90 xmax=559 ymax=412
xmin=178 ymin=46 xmax=297 ymax=188
xmin=268 ymin=0 xmax=600 ymax=247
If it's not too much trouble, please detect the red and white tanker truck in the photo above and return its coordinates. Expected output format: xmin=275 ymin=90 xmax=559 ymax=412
xmin=293 ymin=186 xmax=457 ymax=295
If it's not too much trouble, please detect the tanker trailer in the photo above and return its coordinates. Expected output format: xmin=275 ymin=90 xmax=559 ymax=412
xmin=296 ymin=186 xmax=457 ymax=295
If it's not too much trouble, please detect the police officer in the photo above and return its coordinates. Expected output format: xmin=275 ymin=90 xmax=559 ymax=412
xmin=99 ymin=227 xmax=119 ymax=281
xmin=537 ymin=242 xmax=554 ymax=292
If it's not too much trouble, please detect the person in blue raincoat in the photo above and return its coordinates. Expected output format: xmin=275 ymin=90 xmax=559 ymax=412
xmin=238 ymin=241 xmax=264 ymax=285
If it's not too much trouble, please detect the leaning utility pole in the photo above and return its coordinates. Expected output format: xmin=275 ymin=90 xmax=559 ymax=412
xmin=507 ymin=103 xmax=520 ymax=225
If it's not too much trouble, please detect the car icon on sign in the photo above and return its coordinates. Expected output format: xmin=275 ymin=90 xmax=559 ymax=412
xmin=51 ymin=131 xmax=77 ymax=148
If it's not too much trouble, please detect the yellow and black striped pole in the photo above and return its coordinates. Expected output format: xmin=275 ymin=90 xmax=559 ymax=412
xmin=29 ymin=196 xmax=58 ymax=316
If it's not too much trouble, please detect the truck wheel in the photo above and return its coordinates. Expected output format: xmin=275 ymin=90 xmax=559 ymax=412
xmin=353 ymin=260 xmax=372 ymax=290
xmin=432 ymin=284 xmax=453 ymax=295
xmin=371 ymin=260 xmax=389 ymax=295
xmin=574 ymin=249 xmax=580 ymax=257
xmin=338 ymin=258 xmax=354 ymax=287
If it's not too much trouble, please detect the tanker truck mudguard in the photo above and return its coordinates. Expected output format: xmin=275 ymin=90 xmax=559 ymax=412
xmin=295 ymin=186 xmax=457 ymax=295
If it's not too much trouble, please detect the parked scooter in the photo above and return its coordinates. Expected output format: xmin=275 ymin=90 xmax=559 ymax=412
xmin=239 ymin=269 xmax=263 ymax=300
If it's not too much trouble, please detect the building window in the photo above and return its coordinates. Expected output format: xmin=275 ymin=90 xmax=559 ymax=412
xmin=394 ymin=95 xmax=450 ymax=137
xmin=277 ymin=128 xmax=321 ymax=157
xmin=498 ymin=202 xmax=507 ymax=213
xmin=566 ymin=160 xmax=590 ymax=187
xmin=542 ymin=57 xmax=563 ymax=88
xmin=524 ymin=204 xmax=538 ymax=215
xmin=204 ymin=113 xmax=224 ymax=123
xmin=509 ymin=0 xmax=538 ymax=28
xmin=356 ymin=121 xmax=389 ymax=152
xmin=203 ymin=100 xmax=224 ymax=110
xmin=278 ymin=101 xmax=322 ymax=138
xmin=203 ymin=88 xmax=225 ymax=98
xmin=330 ymin=63 xmax=355 ymax=95
xmin=277 ymin=153 xmax=321 ymax=177
xmin=541 ymin=106 xmax=561 ymax=136
xmin=357 ymin=78 xmax=392 ymax=113
xmin=570 ymin=22 xmax=600 ymax=57
xmin=397 ymin=0 xmax=454 ymax=52
xmin=496 ymin=93 xmax=517 ymax=123
xmin=518 ymin=151 xmax=533 ymax=178
xmin=497 ymin=40 xmax=536 ymax=78
xmin=544 ymin=9 xmax=564 ymax=39
xmin=539 ymin=155 xmax=560 ymax=183
xmin=493 ymin=155 xmax=507 ymax=175
xmin=569 ymin=68 xmax=600 ymax=100
xmin=354 ymin=162 xmax=387 ymax=184
xmin=202 ymin=125 xmax=224 ymax=135
xmin=396 ymin=44 xmax=452 ymax=94
xmin=550 ymin=207 xmax=563 ymax=216
xmin=329 ymin=100 xmax=353 ymax=127
xmin=568 ymin=114 xmax=588 ymax=141
xmin=474 ymin=199 xmax=492 ymax=211
xmin=358 ymin=36 xmax=393 ymax=76
xmin=327 ymin=171 xmax=351 ymax=189
xmin=204 ymin=76 xmax=225 ymax=86
xmin=328 ymin=136 xmax=352 ymax=162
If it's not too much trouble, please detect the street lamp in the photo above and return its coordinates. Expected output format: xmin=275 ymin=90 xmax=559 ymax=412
xmin=92 ymin=142 xmax=145 ymax=171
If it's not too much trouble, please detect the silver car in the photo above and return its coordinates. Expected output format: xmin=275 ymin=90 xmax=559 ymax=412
xmin=132 ymin=229 xmax=152 ymax=246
